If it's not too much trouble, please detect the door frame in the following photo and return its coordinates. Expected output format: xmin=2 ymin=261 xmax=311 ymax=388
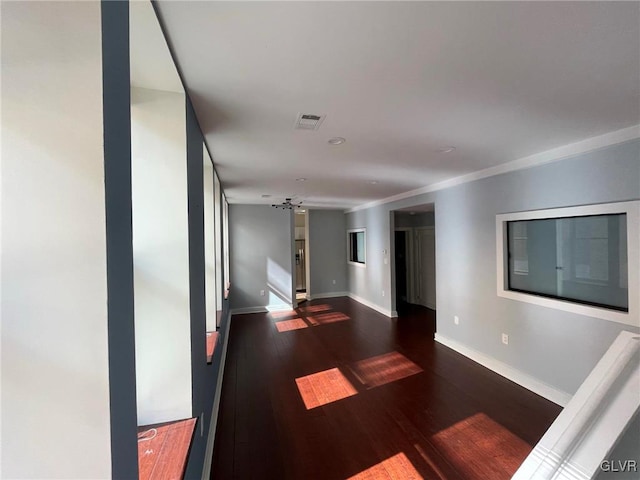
xmin=415 ymin=226 xmax=436 ymax=309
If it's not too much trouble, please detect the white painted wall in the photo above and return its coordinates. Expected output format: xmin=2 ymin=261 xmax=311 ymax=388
xmin=214 ymin=172 xmax=223 ymax=313
xmin=223 ymin=195 xmax=230 ymax=287
xmin=1 ymin=2 xmax=112 ymax=477
xmin=203 ymin=146 xmax=217 ymax=331
xmin=131 ymin=87 xmax=192 ymax=425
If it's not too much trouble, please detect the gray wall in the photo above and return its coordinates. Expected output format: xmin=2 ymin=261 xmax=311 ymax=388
xmin=229 ymin=205 xmax=294 ymax=310
xmin=595 ymin=414 xmax=640 ymax=480
xmin=308 ymin=209 xmax=348 ymax=296
xmin=346 ymin=139 xmax=640 ymax=396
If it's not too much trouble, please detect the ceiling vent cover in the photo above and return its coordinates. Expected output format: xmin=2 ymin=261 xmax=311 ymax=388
xmin=294 ymin=113 xmax=325 ymax=130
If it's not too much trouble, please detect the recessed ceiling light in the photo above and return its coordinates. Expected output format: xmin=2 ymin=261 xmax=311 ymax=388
xmin=370 ymin=180 xmax=379 ymax=184
xmin=296 ymin=177 xmax=307 ymax=182
xmin=436 ymin=146 xmax=456 ymax=153
xmin=328 ymin=137 xmax=346 ymax=145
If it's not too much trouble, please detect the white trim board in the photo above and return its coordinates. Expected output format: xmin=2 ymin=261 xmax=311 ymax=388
xmin=346 ymin=125 xmax=640 ymax=213
xmin=513 ymin=331 xmax=640 ymax=480
xmin=434 ymin=333 xmax=572 ymax=407
xmin=348 ymin=293 xmax=397 ymax=318
xmin=308 ymin=291 xmax=349 ymax=300
xmin=230 ymin=304 xmax=294 ymax=316
xmin=496 ymin=200 xmax=640 ymax=327
xmin=201 ymin=311 xmax=233 ymax=480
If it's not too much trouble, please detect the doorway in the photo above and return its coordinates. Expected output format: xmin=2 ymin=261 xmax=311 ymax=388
xmin=392 ymin=205 xmax=436 ymax=320
xmin=294 ymin=210 xmax=307 ymax=304
xmin=394 ymin=229 xmax=410 ymax=314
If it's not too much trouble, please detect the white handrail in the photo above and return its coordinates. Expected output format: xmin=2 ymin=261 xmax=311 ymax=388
xmin=513 ymin=331 xmax=640 ymax=480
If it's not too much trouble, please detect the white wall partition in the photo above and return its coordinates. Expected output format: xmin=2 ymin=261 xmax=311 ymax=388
xmin=223 ymin=194 xmax=230 ymax=289
xmin=214 ymin=172 xmax=223 ymax=317
xmin=1 ymin=2 xmax=112 ymax=477
xmin=203 ymin=145 xmax=217 ymax=331
xmin=130 ymin=0 xmax=192 ymax=426
xmin=131 ymin=87 xmax=192 ymax=425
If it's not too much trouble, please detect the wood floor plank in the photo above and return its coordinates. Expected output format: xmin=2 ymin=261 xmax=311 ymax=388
xmin=210 ymin=297 xmax=561 ymax=479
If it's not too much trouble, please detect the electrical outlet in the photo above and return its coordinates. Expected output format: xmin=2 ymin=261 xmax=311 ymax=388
xmin=332 ymin=279 xmax=336 ymax=285
xmin=382 ymin=290 xmax=385 ymax=297
xmin=454 ymin=315 xmax=459 ymax=325
xmin=502 ymin=333 xmax=509 ymax=345
xmin=260 ymin=289 xmax=265 ymax=296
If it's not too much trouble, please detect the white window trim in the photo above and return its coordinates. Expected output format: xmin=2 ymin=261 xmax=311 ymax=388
xmin=347 ymin=228 xmax=366 ymax=268
xmin=496 ymin=200 xmax=639 ymax=327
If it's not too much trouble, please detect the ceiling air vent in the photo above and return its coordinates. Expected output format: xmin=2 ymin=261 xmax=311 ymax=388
xmin=294 ymin=113 xmax=325 ymax=130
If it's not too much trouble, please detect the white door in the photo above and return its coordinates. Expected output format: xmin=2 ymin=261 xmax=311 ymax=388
xmin=416 ymin=227 xmax=436 ymax=309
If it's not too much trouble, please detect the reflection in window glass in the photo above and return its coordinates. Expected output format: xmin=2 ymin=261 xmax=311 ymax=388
xmin=507 ymin=214 xmax=628 ymax=311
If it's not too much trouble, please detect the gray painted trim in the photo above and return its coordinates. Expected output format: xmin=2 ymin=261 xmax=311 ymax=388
xmin=201 ymin=307 xmax=233 ymax=480
xmin=101 ymin=1 xmax=139 ymax=477
xmin=186 ymin=95 xmax=206 ymax=417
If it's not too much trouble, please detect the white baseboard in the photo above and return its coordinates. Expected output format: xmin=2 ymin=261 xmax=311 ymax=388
xmin=434 ymin=333 xmax=572 ymax=407
xmin=230 ymin=304 xmax=293 ymax=315
xmin=201 ymin=312 xmax=233 ymax=480
xmin=308 ymin=291 xmax=349 ymax=300
xmin=348 ymin=293 xmax=394 ymax=318
xmin=230 ymin=306 xmax=266 ymax=315
xmin=266 ymin=304 xmax=294 ymax=312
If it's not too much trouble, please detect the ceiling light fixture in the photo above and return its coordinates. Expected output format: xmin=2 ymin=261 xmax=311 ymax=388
xmin=272 ymin=198 xmax=303 ymax=210
xmin=296 ymin=177 xmax=307 ymax=182
xmin=328 ymin=137 xmax=346 ymax=145
xmin=370 ymin=180 xmax=379 ymax=185
xmin=436 ymin=146 xmax=456 ymax=153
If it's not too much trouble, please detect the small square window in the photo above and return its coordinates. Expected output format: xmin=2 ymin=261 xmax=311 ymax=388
xmin=348 ymin=229 xmax=366 ymax=265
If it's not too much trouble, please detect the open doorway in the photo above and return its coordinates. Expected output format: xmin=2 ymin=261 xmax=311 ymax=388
xmin=392 ymin=204 xmax=436 ymax=330
xmin=294 ymin=210 xmax=307 ymax=304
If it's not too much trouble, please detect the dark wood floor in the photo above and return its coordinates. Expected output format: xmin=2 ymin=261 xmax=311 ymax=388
xmin=210 ymin=297 xmax=561 ymax=480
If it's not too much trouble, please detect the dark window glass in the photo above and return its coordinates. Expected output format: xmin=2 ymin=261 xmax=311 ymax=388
xmin=349 ymin=231 xmax=365 ymax=264
xmin=507 ymin=214 xmax=628 ymax=311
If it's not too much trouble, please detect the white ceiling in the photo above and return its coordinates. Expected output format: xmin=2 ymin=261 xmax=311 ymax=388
xmin=154 ymin=1 xmax=639 ymax=209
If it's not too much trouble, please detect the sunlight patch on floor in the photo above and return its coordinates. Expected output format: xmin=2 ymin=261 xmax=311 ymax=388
xmin=347 ymin=452 xmax=423 ymax=480
xmin=275 ymin=318 xmax=309 ymax=332
xmin=299 ymin=304 xmax=333 ymax=313
xmin=268 ymin=309 xmax=298 ymax=319
xmin=295 ymin=367 xmax=357 ymax=410
xmin=431 ymin=412 xmax=531 ymax=480
xmin=306 ymin=311 xmax=350 ymax=326
xmin=349 ymin=351 xmax=422 ymax=388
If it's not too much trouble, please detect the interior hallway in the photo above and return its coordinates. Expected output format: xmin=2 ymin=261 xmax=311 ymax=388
xmin=211 ymin=297 xmax=561 ymax=479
